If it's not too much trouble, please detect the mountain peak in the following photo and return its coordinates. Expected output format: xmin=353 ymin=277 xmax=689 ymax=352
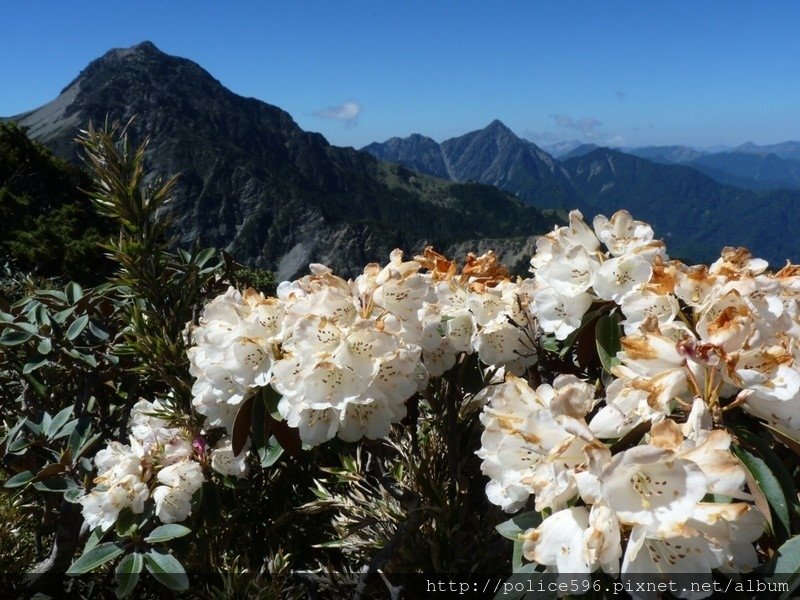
xmin=485 ymin=119 xmax=514 ymax=135
xmin=96 ymin=40 xmax=167 ymax=63
xmin=131 ymin=40 xmax=161 ymax=53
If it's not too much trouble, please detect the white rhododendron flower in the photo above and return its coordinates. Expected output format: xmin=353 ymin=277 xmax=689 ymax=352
xmin=210 ymin=437 xmax=250 ymax=478
xmin=79 ymin=399 xmax=206 ymax=530
xmin=522 ymin=506 xmax=594 ymax=573
xmin=477 ymin=374 xmax=604 ymax=513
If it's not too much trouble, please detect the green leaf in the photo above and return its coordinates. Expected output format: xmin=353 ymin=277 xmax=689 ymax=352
xmin=540 ymin=336 xmax=559 ymax=353
xmin=33 ymin=304 xmax=51 ymax=327
xmin=4 ymin=470 xmax=35 ymax=488
xmin=66 ymin=314 xmax=90 ymax=341
xmin=733 ymin=445 xmax=790 ymax=542
xmin=65 ymin=282 xmax=84 ymax=304
xmin=257 ymin=435 xmax=285 ymax=468
xmin=263 ymin=385 xmax=283 ymax=419
xmin=37 ymin=337 xmax=52 ymax=355
xmin=41 ymin=411 xmax=52 ymax=435
xmin=34 ymin=463 xmax=66 ymax=481
xmin=144 ymin=550 xmax=189 ymax=591
xmin=23 ymin=357 xmax=49 ymax=374
xmin=67 ymin=348 xmax=98 ymax=367
xmin=194 ymin=247 xmax=216 ymax=268
xmin=64 ymin=488 xmax=84 ymax=504
xmin=595 ymin=311 xmax=622 ymax=373
xmin=764 ymin=424 xmax=800 ymax=459
xmin=84 ymin=526 xmax=105 ymax=552
xmin=48 ymin=406 xmax=74 ymax=438
xmin=88 ymin=320 xmax=110 ymax=340
xmin=735 ymin=427 xmax=800 ymax=526
xmin=0 ymin=329 xmax=32 ymax=346
xmin=32 ymin=476 xmax=78 ymax=493
xmin=52 ymin=306 xmax=76 ymax=324
xmin=24 ymin=372 xmax=46 ymax=396
xmin=36 ymin=289 xmax=68 ymax=302
xmin=768 ymin=535 xmax=800 ymax=599
xmin=496 ymin=511 xmax=542 ymax=541
xmin=2 ymin=321 xmax=39 ymax=335
xmin=144 ymin=524 xmax=191 ymax=543
xmin=115 ymin=552 xmax=143 ymax=598
xmin=116 ymin=508 xmax=138 ymax=538
xmin=67 ymin=541 xmax=125 ymax=575
xmin=67 ymin=418 xmax=90 ymax=455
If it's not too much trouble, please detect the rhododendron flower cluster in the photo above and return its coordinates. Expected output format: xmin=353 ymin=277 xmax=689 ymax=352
xmin=188 ymin=248 xmax=537 ymax=446
xmin=474 ymin=208 xmax=800 ymax=593
xmin=79 ymin=399 xmax=206 ymax=530
xmin=178 ymin=207 xmax=800 ymax=591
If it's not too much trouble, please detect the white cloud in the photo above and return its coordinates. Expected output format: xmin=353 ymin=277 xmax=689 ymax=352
xmin=312 ymin=101 xmax=361 ymax=126
xmin=549 ymin=114 xmax=604 ymax=139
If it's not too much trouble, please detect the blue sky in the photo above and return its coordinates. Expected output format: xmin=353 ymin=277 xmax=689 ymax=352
xmin=2 ymin=1 xmax=798 ymax=149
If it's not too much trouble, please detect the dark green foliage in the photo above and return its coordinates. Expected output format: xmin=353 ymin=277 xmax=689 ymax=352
xmin=77 ymin=120 xmax=231 ymax=407
xmin=0 ymin=123 xmax=113 ymax=283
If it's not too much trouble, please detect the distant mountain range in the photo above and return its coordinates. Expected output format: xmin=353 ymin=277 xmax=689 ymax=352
xmin=6 ymin=41 xmax=799 ymax=274
xmin=544 ymin=141 xmax=800 ymax=191
xmin=362 ymin=120 xmax=579 ymax=208
xmin=4 ymin=42 xmax=557 ymax=279
xmin=364 ymin=128 xmax=800 ymax=265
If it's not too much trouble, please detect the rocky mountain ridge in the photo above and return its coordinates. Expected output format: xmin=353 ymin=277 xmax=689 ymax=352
xmin=7 ymin=42 xmax=557 ymax=279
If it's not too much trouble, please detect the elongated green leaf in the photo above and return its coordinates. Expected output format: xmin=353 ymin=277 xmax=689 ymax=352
xmin=1 ymin=321 xmax=40 ymax=335
xmin=24 ymin=372 xmax=46 ymax=396
xmin=65 ymin=282 xmax=83 ymax=304
xmin=144 ymin=550 xmax=189 ymax=591
xmin=768 ymin=535 xmax=800 ymax=599
xmin=33 ymin=304 xmax=51 ymax=327
xmin=66 ymin=315 xmax=90 ymax=341
xmin=258 ymin=435 xmax=285 ymax=468
xmin=144 ymin=524 xmax=191 ymax=543
xmin=115 ymin=509 xmax=138 ymax=538
xmin=32 ymin=476 xmax=78 ymax=493
xmin=194 ymin=247 xmax=216 ymax=268
xmin=115 ymin=552 xmax=143 ymax=598
xmin=736 ymin=428 xmax=800 ymax=526
xmin=41 ymin=412 xmax=53 ymax=435
xmin=52 ymin=306 xmax=76 ymax=324
xmin=67 ymin=418 xmax=92 ymax=457
xmin=88 ymin=320 xmax=110 ymax=340
xmin=34 ymin=463 xmax=66 ymax=481
xmin=67 ymin=542 xmax=124 ymax=575
xmin=36 ymin=289 xmax=68 ymax=302
xmin=4 ymin=470 xmax=35 ymax=488
xmin=595 ymin=311 xmax=622 ymax=373
xmin=48 ymin=406 xmax=74 ymax=438
xmin=0 ymin=329 xmax=32 ymax=346
xmin=23 ymin=357 xmax=49 ymax=375
xmin=496 ymin=511 xmax=542 ymax=541
xmin=64 ymin=488 xmax=83 ymax=504
xmin=84 ymin=526 xmax=105 ymax=552
xmin=733 ymin=445 xmax=790 ymax=541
